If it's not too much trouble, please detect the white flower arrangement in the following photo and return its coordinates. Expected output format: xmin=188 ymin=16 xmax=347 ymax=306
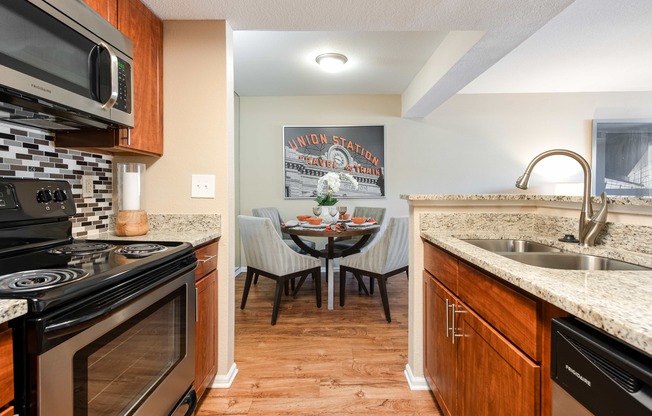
xmin=315 ymin=172 xmax=359 ymax=206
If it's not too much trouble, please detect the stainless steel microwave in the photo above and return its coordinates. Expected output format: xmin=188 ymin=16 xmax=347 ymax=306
xmin=0 ymin=0 xmax=134 ymax=131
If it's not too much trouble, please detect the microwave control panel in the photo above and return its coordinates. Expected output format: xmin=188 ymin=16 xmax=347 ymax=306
xmin=115 ymin=58 xmax=132 ymax=114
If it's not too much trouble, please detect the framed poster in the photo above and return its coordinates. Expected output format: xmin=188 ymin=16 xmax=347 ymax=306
xmin=283 ymin=125 xmax=385 ymax=199
xmin=592 ymin=119 xmax=652 ymax=197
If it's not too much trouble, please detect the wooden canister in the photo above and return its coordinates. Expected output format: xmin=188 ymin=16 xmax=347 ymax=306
xmin=115 ymin=210 xmax=149 ymax=236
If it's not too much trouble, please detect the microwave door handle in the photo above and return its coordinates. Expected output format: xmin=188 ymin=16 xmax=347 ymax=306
xmin=98 ymin=42 xmax=119 ymax=110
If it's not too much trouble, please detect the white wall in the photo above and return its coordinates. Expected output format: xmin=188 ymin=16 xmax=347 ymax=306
xmin=240 ymin=91 xmax=652 ymax=218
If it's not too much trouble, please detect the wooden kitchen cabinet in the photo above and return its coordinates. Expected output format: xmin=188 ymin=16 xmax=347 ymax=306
xmin=458 ymin=300 xmax=540 ymax=415
xmin=82 ymin=0 xmax=117 ymax=24
xmin=60 ymin=0 xmax=164 ymax=156
xmin=116 ymin=0 xmax=163 ymax=155
xmin=423 ymin=242 xmax=541 ymax=416
xmin=194 ymin=240 xmax=218 ymax=399
xmin=424 ymin=275 xmax=457 ymax=416
xmin=0 ymin=326 xmax=14 ymax=416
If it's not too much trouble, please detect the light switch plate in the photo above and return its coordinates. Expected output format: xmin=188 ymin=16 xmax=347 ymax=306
xmin=82 ymin=175 xmax=94 ymax=198
xmin=191 ymin=174 xmax=215 ymax=198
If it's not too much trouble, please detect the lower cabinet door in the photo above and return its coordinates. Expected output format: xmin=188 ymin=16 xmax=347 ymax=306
xmin=458 ymin=308 xmax=540 ymax=416
xmin=195 ymin=270 xmax=217 ymax=399
xmin=424 ymin=274 xmax=458 ymax=416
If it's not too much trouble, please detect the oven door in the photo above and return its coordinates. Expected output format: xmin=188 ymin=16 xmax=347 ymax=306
xmin=35 ymin=269 xmax=196 ymax=416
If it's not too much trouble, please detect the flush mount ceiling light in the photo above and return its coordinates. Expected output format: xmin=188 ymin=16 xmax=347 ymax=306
xmin=315 ymin=53 xmax=348 ymax=72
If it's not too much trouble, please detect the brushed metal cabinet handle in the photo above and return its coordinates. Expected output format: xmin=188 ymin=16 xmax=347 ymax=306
xmin=195 ymin=287 xmax=199 ymax=323
xmin=198 ymin=255 xmax=217 ymax=263
xmin=445 ymin=298 xmax=451 ymax=338
xmin=451 ymin=304 xmax=467 ymax=345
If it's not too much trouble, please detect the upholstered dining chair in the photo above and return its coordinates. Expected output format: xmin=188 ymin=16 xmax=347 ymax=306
xmin=252 ymin=207 xmax=317 ymax=285
xmin=238 ymin=215 xmax=322 ymax=325
xmin=339 ymin=217 xmax=408 ymax=323
xmin=332 ymin=206 xmax=387 ymax=251
xmin=252 ymin=207 xmax=316 ymax=253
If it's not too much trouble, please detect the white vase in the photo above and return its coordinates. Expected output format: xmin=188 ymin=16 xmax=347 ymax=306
xmin=320 ymin=206 xmax=338 ymax=224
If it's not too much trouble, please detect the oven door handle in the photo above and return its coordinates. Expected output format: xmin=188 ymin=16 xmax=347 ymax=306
xmin=43 ymin=302 xmax=123 ymax=339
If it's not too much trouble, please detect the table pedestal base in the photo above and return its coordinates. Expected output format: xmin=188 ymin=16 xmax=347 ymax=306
xmin=327 ymin=259 xmax=334 ymax=310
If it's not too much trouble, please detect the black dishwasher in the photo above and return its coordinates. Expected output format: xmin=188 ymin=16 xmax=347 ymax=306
xmin=551 ymin=317 xmax=652 ymax=415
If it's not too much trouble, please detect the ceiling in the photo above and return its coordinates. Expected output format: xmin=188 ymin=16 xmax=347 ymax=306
xmin=140 ymin=0 xmax=652 ymax=117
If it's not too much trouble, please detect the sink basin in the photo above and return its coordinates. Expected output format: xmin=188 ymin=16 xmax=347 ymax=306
xmin=500 ymin=252 xmax=651 ymax=271
xmin=463 ymin=239 xmax=561 ymax=253
xmin=463 ymin=239 xmax=650 ymax=270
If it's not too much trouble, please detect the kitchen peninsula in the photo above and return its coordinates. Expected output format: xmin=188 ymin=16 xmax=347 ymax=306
xmin=404 ymin=194 xmax=652 ymax=415
xmin=404 ymin=193 xmax=652 ymax=413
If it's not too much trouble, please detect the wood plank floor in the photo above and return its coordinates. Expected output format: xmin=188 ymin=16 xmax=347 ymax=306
xmin=197 ymin=270 xmax=441 ymax=415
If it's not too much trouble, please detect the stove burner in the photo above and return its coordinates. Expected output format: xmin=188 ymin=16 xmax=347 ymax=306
xmin=49 ymin=242 xmax=116 ymax=256
xmin=115 ymin=243 xmax=168 ymax=258
xmin=0 ymin=268 xmax=89 ymax=291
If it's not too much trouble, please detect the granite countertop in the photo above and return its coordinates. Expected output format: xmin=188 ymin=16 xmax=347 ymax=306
xmin=422 ymin=231 xmax=652 ymax=356
xmin=95 ymin=213 xmax=221 ymax=247
xmin=0 ymin=299 xmax=27 ymax=324
xmin=91 ymin=229 xmax=220 ymax=247
xmin=402 ymin=193 xmax=652 ymax=207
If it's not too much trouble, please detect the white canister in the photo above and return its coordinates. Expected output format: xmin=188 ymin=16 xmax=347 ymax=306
xmin=117 ymin=163 xmax=145 ymax=211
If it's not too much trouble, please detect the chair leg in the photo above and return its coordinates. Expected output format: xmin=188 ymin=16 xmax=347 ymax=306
xmin=253 ymin=273 xmax=259 ymax=285
xmin=271 ymin=279 xmax=285 ymax=325
xmin=314 ymin=269 xmax=322 ymax=308
xmin=284 ymin=280 xmax=290 ymax=296
xmin=376 ymin=276 xmax=391 ymax=323
xmin=369 ymin=277 xmax=375 ymax=294
xmin=292 ymin=273 xmax=309 ymax=297
xmin=240 ymin=269 xmax=255 ymax=309
xmin=353 ymin=271 xmax=369 ymax=296
xmin=339 ymin=269 xmax=346 ymax=307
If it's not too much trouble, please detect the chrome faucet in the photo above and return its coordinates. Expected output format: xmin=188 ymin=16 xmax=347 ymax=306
xmin=515 ymin=149 xmax=608 ymax=247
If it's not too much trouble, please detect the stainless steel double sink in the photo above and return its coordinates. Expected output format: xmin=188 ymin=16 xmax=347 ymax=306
xmin=463 ymin=239 xmax=650 ymax=271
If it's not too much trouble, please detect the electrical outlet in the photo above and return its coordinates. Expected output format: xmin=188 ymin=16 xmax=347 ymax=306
xmin=191 ymin=174 xmax=215 ymax=198
xmin=82 ymin=175 xmax=94 ymax=198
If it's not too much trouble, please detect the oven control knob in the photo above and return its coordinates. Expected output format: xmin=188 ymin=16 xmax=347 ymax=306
xmin=36 ymin=189 xmax=53 ymax=203
xmin=53 ymin=189 xmax=68 ymax=202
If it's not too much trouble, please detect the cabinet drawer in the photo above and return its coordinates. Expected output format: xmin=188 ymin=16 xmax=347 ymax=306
xmin=424 ymin=242 xmax=458 ymax=293
xmin=0 ymin=328 xmax=13 ymax=409
xmin=195 ymin=241 xmax=218 ymax=281
xmin=457 ymin=261 xmax=540 ymax=360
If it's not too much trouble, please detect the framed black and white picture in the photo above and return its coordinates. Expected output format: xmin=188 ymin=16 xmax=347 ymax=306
xmin=592 ymin=119 xmax=652 ymax=197
xmin=283 ymin=125 xmax=386 ymax=199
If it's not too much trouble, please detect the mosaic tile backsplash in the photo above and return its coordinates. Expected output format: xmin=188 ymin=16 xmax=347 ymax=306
xmin=0 ymin=122 xmax=113 ymax=237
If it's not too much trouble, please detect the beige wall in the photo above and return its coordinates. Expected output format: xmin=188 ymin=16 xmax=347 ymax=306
xmin=240 ymin=92 xmax=652 ymax=220
xmin=239 ymin=95 xmax=404 ymax=228
xmin=117 ymin=20 xmax=235 ymax=383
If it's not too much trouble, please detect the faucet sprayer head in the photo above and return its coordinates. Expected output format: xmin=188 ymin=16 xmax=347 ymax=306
xmin=515 ymin=174 xmax=530 ymax=190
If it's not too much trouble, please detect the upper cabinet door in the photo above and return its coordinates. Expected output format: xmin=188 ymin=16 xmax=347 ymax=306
xmin=83 ymin=0 xmax=117 ymax=26
xmin=117 ymin=0 xmax=164 ymax=156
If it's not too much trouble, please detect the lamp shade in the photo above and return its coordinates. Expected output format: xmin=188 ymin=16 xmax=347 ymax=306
xmin=315 ymin=53 xmax=348 ymax=72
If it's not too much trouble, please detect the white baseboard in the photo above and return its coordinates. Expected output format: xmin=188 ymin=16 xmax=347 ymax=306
xmin=404 ymin=364 xmax=430 ymax=390
xmin=209 ymin=363 xmax=238 ymax=388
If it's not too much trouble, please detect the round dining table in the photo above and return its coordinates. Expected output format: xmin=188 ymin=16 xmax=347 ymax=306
xmin=283 ymin=223 xmax=380 ymax=310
